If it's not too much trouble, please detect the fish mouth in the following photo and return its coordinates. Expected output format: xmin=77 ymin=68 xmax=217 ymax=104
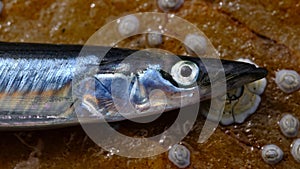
xmin=188 ymin=58 xmax=268 ymax=100
xmin=221 ymin=59 xmax=268 ymax=90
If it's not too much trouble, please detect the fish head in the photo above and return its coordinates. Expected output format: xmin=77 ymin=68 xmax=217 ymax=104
xmin=126 ymin=56 xmax=268 ymax=112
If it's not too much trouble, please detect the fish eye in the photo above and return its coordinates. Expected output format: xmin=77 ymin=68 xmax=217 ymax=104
xmin=171 ymin=60 xmax=199 ymax=86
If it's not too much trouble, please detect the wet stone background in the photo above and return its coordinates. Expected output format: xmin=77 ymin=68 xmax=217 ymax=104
xmin=0 ymin=0 xmax=300 ymax=168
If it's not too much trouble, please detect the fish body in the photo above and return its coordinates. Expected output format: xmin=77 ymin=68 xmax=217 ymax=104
xmin=0 ymin=42 xmax=267 ymax=129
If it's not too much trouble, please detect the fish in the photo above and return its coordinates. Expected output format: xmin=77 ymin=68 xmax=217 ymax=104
xmin=0 ymin=42 xmax=267 ymax=129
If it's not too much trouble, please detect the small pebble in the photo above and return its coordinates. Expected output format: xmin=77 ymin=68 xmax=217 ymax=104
xmin=275 ymin=69 xmax=300 ymax=93
xmin=261 ymin=144 xmax=284 ymax=165
xmin=291 ymin=138 xmax=300 ymax=163
xmin=117 ymin=15 xmax=140 ymax=37
xmin=157 ymin=0 xmax=184 ymax=12
xmin=183 ymin=34 xmax=207 ymax=56
xmin=147 ymin=32 xmax=162 ymax=47
xmin=168 ymin=144 xmax=190 ymax=168
xmin=231 ymin=87 xmax=261 ymax=124
xmin=279 ymin=114 xmax=299 ymax=138
xmin=201 ymin=86 xmax=262 ymax=126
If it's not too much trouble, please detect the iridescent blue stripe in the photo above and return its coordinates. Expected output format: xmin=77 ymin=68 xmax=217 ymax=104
xmin=0 ymin=55 xmax=100 ymax=94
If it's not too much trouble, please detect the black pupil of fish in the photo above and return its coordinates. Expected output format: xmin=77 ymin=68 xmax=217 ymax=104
xmin=180 ymin=65 xmax=192 ymax=77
